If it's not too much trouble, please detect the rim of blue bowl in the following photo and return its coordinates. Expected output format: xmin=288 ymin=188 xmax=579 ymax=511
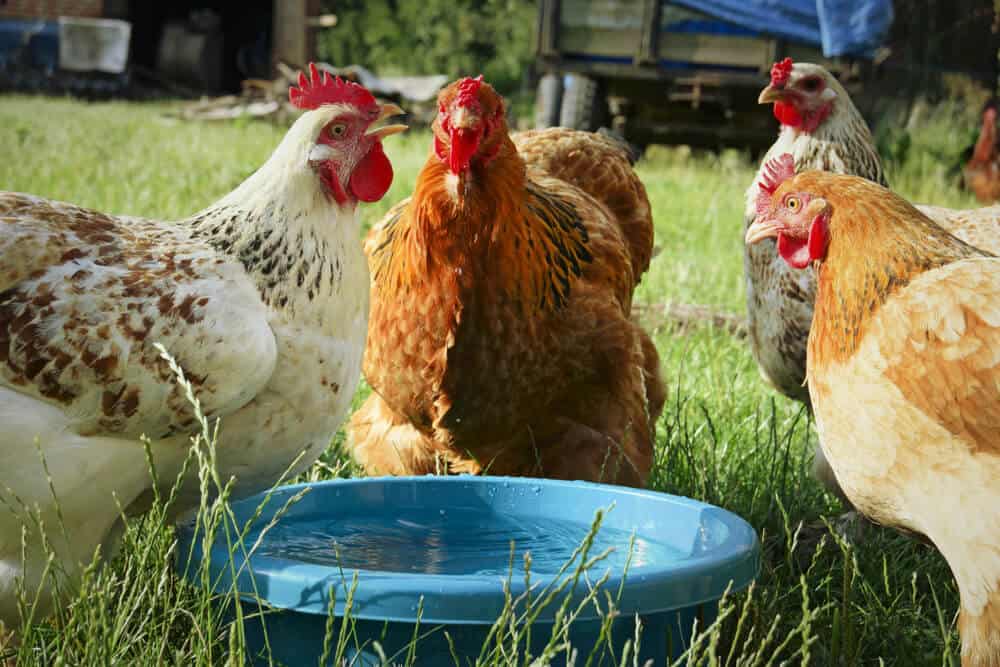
xmin=176 ymin=476 xmax=761 ymax=625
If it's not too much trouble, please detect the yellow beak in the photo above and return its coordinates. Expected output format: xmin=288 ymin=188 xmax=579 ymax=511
xmin=758 ymin=84 xmax=784 ymax=105
xmin=745 ymin=218 xmax=782 ymax=245
xmin=366 ymin=102 xmax=408 ymax=139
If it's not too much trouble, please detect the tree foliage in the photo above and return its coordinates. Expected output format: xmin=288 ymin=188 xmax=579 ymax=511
xmin=317 ymin=0 xmax=536 ymax=93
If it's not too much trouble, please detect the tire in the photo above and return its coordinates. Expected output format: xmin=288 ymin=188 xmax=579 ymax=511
xmin=534 ymin=73 xmax=564 ymax=129
xmin=559 ymin=74 xmax=608 ymax=131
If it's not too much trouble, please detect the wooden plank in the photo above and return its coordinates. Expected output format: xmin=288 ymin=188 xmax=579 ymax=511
xmin=539 ymin=56 xmax=768 ymax=87
xmin=272 ymin=0 xmax=320 ymax=71
xmin=560 ymin=0 xmax=645 ymax=31
xmin=560 ymin=27 xmax=644 ymax=57
xmin=0 ymin=0 xmax=103 ymax=19
xmin=658 ymin=33 xmax=771 ymax=68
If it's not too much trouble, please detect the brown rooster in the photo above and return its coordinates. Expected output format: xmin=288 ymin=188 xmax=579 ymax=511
xmin=347 ymin=76 xmax=665 ymax=486
xmin=964 ymin=100 xmax=1000 ymax=204
xmin=748 ymin=155 xmax=1000 ymax=666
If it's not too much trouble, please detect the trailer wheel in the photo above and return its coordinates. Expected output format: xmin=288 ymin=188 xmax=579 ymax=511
xmin=534 ymin=73 xmax=563 ymax=129
xmin=559 ymin=74 xmax=608 ymax=131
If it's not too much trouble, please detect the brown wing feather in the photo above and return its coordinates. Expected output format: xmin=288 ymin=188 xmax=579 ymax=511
xmin=512 ymin=128 xmax=654 ymax=279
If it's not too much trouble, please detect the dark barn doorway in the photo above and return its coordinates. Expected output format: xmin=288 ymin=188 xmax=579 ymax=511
xmin=126 ymin=0 xmax=273 ymax=93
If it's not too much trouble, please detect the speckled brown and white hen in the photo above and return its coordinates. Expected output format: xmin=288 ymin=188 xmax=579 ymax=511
xmin=0 ymin=65 xmax=404 ymax=626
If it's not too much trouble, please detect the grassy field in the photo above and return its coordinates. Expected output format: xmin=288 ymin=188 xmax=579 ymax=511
xmin=0 ymin=94 xmax=985 ymax=666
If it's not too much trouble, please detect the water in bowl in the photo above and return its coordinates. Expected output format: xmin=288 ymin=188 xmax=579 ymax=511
xmin=256 ymin=506 xmax=684 ymax=576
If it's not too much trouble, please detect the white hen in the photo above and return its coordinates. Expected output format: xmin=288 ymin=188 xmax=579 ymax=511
xmin=0 ymin=64 xmax=405 ymax=625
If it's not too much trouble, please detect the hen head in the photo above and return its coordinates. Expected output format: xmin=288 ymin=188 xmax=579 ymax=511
xmin=758 ymin=59 xmax=840 ymax=133
xmin=746 ymin=153 xmax=831 ymax=269
xmin=433 ymin=75 xmax=508 ymax=176
xmin=289 ymin=63 xmax=407 ymax=206
xmin=972 ymin=98 xmax=999 ymax=163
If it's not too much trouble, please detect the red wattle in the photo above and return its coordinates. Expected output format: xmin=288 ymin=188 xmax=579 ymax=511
xmin=807 ymin=214 xmax=829 ymax=262
xmin=320 ymin=164 xmax=348 ymax=205
xmin=776 ymin=214 xmax=829 ymax=270
xmin=448 ymin=127 xmax=480 ymax=174
xmin=349 ymin=142 xmax=393 ymax=203
xmin=773 ymin=101 xmax=802 ymax=128
xmin=777 ymin=232 xmax=811 ymax=269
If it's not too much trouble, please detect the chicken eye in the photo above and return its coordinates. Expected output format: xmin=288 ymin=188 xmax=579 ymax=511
xmin=786 ymin=196 xmax=801 ymax=211
xmin=328 ymin=124 xmax=347 ymax=139
xmin=800 ymin=77 xmax=822 ymax=92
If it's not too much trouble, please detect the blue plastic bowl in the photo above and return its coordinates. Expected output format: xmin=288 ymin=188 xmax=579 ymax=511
xmin=176 ymin=476 xmax=759 ymax=665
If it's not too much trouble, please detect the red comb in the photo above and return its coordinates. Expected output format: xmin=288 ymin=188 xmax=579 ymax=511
xmin=756 ymin=153 xmax=797 ymax=216
xmin=288 ymin=62 xmax=377 ymax=111
xmin=770 ymin=57 xmax=793 ymax=87
xmin=760 ymin=153 xmax=796 ymax=194
xmin=456 ymin=75 xmax=484 ymax=109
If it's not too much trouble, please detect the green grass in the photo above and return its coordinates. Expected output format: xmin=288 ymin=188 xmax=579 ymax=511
xmin=0 ymin=94 xmax=982 ymax=665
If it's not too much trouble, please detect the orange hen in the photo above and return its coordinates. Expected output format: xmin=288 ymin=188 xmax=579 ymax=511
xmin=347 ymin=76 xmax=665 ymax=486
xmin=747 ymin=155 xmax=1000 ymax=665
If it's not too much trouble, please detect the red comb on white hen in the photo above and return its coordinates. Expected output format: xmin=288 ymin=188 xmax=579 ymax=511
xmin=770 ymin=57 xmax=793 ymax=87
xmin=289 ymin=62 xmax=377 ymax=111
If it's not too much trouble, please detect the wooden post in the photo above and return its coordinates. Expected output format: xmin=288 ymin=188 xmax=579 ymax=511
xmin=536 ymin=0 xmax=560 ymax=58
xmin=272 ymin=0 xmax=320 ymax=71
xmin=636 ymin=0 xmax=661 ymax=66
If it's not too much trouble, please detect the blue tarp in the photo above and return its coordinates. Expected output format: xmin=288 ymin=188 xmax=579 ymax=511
xmin=669 ymin=0 xmax=893 ymax=58
xmin=0 ymin=20 xmax=59 ymax=71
